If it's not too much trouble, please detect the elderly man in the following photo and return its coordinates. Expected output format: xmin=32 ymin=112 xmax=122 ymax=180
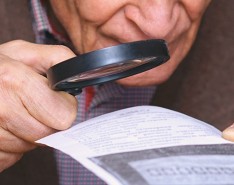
xmin=1 ymin=0 xmax=234 ymax=185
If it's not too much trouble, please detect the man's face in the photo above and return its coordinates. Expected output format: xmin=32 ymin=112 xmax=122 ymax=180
xmin=49 ymin=0 xmax=211 ymax=86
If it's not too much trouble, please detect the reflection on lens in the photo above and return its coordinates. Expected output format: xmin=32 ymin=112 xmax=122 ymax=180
xmin=65 ymin=57 xmax=157 ymax=83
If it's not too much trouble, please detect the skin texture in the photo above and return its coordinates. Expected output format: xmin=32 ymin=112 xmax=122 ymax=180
xmin=49 ymin=0 xmax=211 ymax=86
xmin=223 ymin=124 xmax=234 ymax=141
xmin=0 ymin=41 xmax=78 ymax=172
xmin=2 ymin=0 xmax=232 ymax=173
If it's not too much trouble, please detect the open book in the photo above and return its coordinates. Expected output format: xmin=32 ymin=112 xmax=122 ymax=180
xmin=37 ymin=106 xmax=234 ymax=185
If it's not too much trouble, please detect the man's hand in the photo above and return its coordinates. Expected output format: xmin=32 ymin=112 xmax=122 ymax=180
xmin=0 ymin=40 xmax=78 ymax=172
xmin=222 ymin=123 xmax=234 ymax=142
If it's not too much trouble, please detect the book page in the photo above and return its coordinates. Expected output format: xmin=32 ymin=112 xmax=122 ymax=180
xmin=37 ymin=106 xmax=230 ymax=158
xmin=37 ymin=106 xmax=233 ymax=185
xmin=90 ymin=144 xmax=234 ymax=185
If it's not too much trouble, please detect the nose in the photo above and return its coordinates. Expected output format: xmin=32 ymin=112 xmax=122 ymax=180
xmin=124 ymin=0 xmax=182 ymax=40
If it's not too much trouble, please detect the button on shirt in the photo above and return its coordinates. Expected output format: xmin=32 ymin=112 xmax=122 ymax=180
xmin=30 ymin=0 xmax=157 ymax=184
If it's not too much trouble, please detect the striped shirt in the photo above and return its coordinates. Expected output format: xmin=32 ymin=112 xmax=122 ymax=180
xmin=30 ymin=0 xmax=157 ymax=184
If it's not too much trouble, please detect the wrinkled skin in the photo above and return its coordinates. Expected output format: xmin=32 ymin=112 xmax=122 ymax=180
xmin=0 ymin=41 xmax=78 ymax=172
xmin=49 ymin=0 xmax=211 ymax=86
xmin=4 ymin=0 xmax=233 ymax=174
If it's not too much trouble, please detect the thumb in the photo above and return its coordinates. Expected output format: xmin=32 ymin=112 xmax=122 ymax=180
xmin=0 ymin=40 xmax=76 ymax=74
xmin=222 ymin=123 xmax=234 ymax=142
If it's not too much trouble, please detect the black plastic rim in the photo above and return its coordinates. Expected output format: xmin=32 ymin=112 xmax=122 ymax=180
xmin=47 ymin=39 xmax=170 ymax=95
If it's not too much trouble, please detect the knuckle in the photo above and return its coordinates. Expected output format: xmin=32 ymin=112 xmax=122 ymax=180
xmin=0 ymin=61 xmax=22 ymax=91
xmin=8 ymin=39 xmax=28 ymax=46
xmin=0 ymin=40 xmax=28 ymax=51
xmin=0 ymin=107 xmax=16 ymax=138
xmin=54 ymin=45 xmax=73 ymax=54
xmin=52 ymin=45 xmax=75 ymax=59
xmin=0 ymin=60 xmax=14 ymax=79
xmin=0 ymin=112 xmax=10 ymax=132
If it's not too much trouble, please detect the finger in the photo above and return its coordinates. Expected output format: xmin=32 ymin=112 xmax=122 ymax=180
xmin=222 ymin=123 xmax=234 ymax=142
xmin=0 ymin=98 xmax=56 ymax=142
xmin=18 ymin=72 xmax=78 ymax=130
xmin=0 ymin=128 xmax=35 ymax=153
xmin=0 ymin=55 xmax=78 ymax=130
xmin=0 ymin=40 xmax=76 ymax=74
xmin=0 ymin=151 xmax=23 ymax=173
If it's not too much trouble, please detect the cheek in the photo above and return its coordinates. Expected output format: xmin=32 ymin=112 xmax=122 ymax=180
xmin=75 ymin=0 xmax=125 ymax=23
xmin=181 ymin=0 xmax=211 ymax=20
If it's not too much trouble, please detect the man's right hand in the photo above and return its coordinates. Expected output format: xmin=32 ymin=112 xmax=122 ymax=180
xmin=0 ymin=40 xmax=78 ymax=172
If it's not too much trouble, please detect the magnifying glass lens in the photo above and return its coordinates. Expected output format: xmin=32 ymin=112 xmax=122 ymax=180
xmin=65 ymin=57 xmax=157 ymax=83
xmin=47 ymin=39 xmax=170 ymax=95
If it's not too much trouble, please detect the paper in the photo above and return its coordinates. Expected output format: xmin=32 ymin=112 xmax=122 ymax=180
xmin=37 ymin=106 xmax=233 ymax=185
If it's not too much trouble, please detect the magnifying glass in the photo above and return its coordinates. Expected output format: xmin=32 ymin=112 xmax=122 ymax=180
xmin=47 ymin=39 xmax=170 ymax=95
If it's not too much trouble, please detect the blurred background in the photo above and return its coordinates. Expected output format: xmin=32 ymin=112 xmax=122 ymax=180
xmin=0 ymin=0 xmax=234 ymax=184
